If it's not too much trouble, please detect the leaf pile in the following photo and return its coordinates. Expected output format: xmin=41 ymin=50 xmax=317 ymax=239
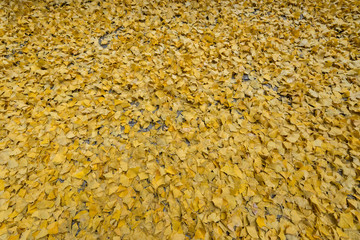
xmin=0 ymin=0 xmax=359 ymax=239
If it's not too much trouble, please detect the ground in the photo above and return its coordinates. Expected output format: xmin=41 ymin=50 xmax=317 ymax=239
xmin=0 ymin=0 xmax=359 ymax=239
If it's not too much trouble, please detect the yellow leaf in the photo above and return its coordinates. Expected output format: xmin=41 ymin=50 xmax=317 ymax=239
xmin=256 ymin=216 xmax=266 ymax=228
xmin=246 ymin=226 xmax=258 ymax=238
xmin=287 ymin=133 xmax=300 ymax=143
xmin=73 ymin=210 xmax=88 ymax=220
xmin=8 ymin=235 xmax=20 ymax=240
xmin=35 ymin=228 xmax=48 ymax=239
xmin=233 ymin=164 xmax=244 ymax=179
xmin=176 ymin=149 xmax=187 ymax=160
xmin=119 ymin=175 xmax=130 ymax=187
xmin=138 ymin=172 xmax=148 ymax=180
xmin=166 ymin=166 xmax=177 ymax=175
xmin=338 ymin=212 xmax=355 ymax=229
xmin=336 ymin=227 xmax=348 ymax=238
xmin=212 ymin=197 xmax=223 ymax=209
xmin=32 ymin=210 xmax=50 ymax=219
xmin=112 ymin=210 xmax=122 ymax=221
xmin=238 ymin=183 xmax=247 ymax=195
xmin=290 ymin=210 xmax=302 ymax=224
xmin=66 ymin=131 xmax=75 ymax=138
xmin=329 ymin=127 xmax=342 ymax=136
xmin=124 ymin=125 xmax=130 ymax=133
xmin=0 ymin=180 xmax=4 ymax=191
xmin=285 ymin=225 xmax=298 ymax=235
xmin=194 ymin=228 xmax=205 ymax=239
xmin=73 ymin=168 xmax=89 ymax=179
xmin=221 ymin=163 xmax=235 ymax=176
xmin=172 ymin=233 xmax=185 ymax=240
xmin=126 ymin=167 xmax=140 ymax=179
xmin=47 ymin=222 xmax=59 ymax=235
xmin=279 ymin=227 xmax=286 ymax=240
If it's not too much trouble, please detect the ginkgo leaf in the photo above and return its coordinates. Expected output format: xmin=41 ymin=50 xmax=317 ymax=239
xmin=0 ymin=0 xmax=358 ymax=238
xmin=256 ymin=216 xmax=266 ymax=228
xmin=247 ymin=226 xmax=258 ymax=238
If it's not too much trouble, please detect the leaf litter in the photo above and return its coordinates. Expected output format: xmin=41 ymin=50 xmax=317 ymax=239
xmin=0 ymin=0 xmax=359 ymax=239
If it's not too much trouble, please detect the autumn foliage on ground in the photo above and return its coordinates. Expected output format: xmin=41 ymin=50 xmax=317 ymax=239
xmin=0 ymin=0 xmax=359 ymax=239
